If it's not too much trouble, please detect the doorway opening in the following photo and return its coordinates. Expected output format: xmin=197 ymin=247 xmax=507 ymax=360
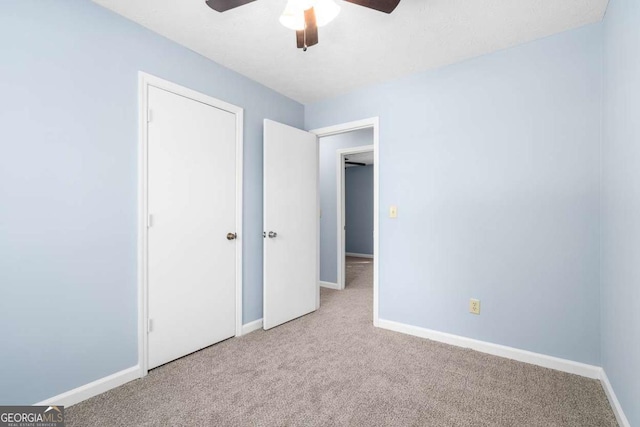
xmin=338 ymin=147 xmax=374 ymax=290
xmin=310 ymin=118 xmax=379 ymax=326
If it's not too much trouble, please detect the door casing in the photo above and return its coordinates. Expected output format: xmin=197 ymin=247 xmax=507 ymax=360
xmin=137 ymin=72 xmax=244 ymax=377
xmin=310 ymin=118 xmax=380 ymax=326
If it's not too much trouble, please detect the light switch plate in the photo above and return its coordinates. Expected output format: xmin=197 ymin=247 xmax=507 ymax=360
xmin=389 ymin=205 xmax=398 ymax=218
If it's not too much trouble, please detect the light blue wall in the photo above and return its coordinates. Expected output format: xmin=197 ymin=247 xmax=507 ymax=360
xmin=0 ymin=1 xmax=303 ymax=405
xmin=2 ymin=0 xmax=628 ymax=412
xmin=306 ymin=24 xmax=603 ymax=365
xmin=319 ymin=129 xmax=373 ymax=283
xmin=345 ymin=165 xmax=374 ymax=255
xmin=601 ymin=0 xmax=640 ymax=425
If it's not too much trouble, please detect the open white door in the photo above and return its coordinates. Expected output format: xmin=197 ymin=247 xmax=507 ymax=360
xmin=263 ymin=119 xmax=318 ymax=330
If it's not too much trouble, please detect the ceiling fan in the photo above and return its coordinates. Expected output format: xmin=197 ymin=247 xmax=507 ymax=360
xmin=205 ymin=0 xmax=401 ymax=51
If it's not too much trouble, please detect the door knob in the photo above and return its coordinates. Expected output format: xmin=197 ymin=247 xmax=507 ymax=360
xmin=268 ymin=231 xmax=277 ymax=238
xmin=227 ymin=232 xmax=237 ymax=240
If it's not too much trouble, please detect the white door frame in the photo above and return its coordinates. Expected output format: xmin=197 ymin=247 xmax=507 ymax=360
xmin=310 ymin=117 xmax=380 ymax=326
xmin=336 ymin=145 xmax=374 ymax=290
xmin=137 ymin=72 xmax=244 ymax=377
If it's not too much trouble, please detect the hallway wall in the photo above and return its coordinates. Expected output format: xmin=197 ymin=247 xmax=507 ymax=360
xmin=345 ymin=165 xmax=374 ymax=255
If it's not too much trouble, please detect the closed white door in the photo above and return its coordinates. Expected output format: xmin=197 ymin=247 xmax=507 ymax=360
xmin=147 ymin=86 xmax=237 ymax=369
xmin=263 ymin=119 xmax=318 ymax=330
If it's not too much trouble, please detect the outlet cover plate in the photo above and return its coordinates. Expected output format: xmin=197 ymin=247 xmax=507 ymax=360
xmin=470 ymin=299 xmax=481 ymax=315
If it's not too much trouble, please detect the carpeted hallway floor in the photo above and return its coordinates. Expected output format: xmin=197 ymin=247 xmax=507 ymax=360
xmin=67 ymin=257 xmax=617 ymax=426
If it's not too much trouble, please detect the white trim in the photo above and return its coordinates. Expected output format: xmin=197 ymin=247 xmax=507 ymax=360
xmin=600 ymin=370 xmax=631 ymax=427
xmin=235 ymin=99 xmax=244 ymax=340
xmin=346 ymin=252 xmax=374 ymax=259
xmin=377 ymin=319 xmax=602 ymax=379
xmin=336 ymin=145 xmax=374 ymax=290
xmin=338 ymin=150 xmax=344 ymax=290
xmin=241 ymin=318 xmax=264 ymax=335
xmin=316 ymin=134 xmax=321 ymax=310
xmin=310 ymin=118 xmax=377 ymax=137
xmin=138 ymin=72 xmax=244 ymax=377
xmin=320 ymin=281 xmax=340 ymax=290
xmin=310 ymin=117 xmax=380 ymax=327
xmin=35 ymin=366 xmax=140 ymax=408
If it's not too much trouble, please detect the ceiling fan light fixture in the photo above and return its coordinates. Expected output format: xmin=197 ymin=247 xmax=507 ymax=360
xmin=279 ymin=1 xmax=308 ymax=31
xmin=314 ymin=0 xmax=340 ymax=27
xmin=279 ymin=0 xmax=340 ymax=31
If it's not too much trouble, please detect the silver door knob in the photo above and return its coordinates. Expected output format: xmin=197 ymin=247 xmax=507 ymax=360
xmin=227 ymin=232 xmax=237 ymax=240
xmin=268 ymin=231 xmax=277 ymax=238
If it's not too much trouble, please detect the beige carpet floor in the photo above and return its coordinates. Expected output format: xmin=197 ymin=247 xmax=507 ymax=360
xmin=67 ymin=257 xmax=617 ymax=426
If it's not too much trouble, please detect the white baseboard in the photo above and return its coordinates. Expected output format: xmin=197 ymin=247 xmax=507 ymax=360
xmin=600 ymin=369 xmax=631 ymax=427
xmin=345 ymin=252 xmax=374 ymax=259
xmin=34 ymin=318 xmax=267 ymax=409
xmin=241 ymin=318 xmax=263 ymax=335
xmin=319 ymin=281 xmax=340 ymax=290
xmin=35 ymin=365 xmax=141 ymax=408
xmin=377 ymin=319 xmax=601 ymax=379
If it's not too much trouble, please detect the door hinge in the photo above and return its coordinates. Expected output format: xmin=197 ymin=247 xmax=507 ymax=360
xmin=148 ymin=319 xmax=153 ymax=333
xmin=147 ymin=214 xmax=153 ymax=228
xmin=147 ymin=109 xmax=153 ymax=123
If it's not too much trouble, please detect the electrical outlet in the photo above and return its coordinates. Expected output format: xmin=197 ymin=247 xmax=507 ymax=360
xmin=469 ymin=299 xmax=480 ymax=315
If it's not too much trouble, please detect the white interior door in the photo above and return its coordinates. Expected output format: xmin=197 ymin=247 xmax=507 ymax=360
xmin=263 ymin=119 xmax=318 ymax=330
xmin=147 ymin=86 xmax=237 ymax=369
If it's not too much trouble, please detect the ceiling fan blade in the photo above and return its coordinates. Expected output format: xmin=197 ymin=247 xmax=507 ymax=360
xmin=296 ymin=7 xmax=319 ymax=50
xmin=345 ymin=161 xmax=367 ymax=166
xmin=296 ymin=31 xmax=305 ymax=49
xmin=343 ymin=0 xmax=401 ymax=14
xmin=205 ymin=0 xmax=256 ymax=13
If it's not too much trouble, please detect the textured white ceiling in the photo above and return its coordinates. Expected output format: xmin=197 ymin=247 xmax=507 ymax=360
xmin=92 ymin=0 xmax=608 ymax=104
